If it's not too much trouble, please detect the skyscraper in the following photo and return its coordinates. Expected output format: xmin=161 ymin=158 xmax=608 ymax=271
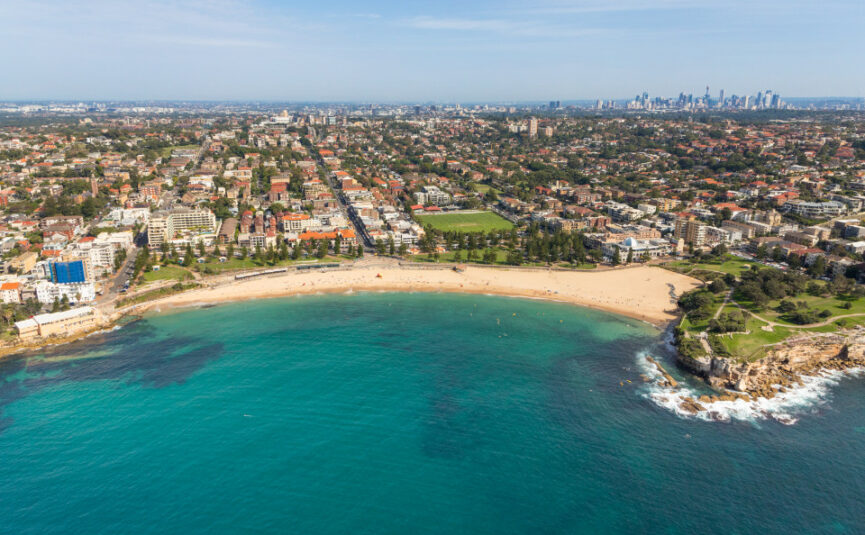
xmin=770 ymin=93 xmax=781 ymax=109
xmin=528 ymin=117 xmax=538 ymax=138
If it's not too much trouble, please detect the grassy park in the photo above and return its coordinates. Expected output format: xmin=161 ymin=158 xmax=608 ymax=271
xmin=414 ymin=211 xmax=514 ymax=233
xmin=141 ymin=265 xmax=194 ymax=283
xmin=674 ymin=253 xmax=865 ymax=362
xmin=159 ymin=144 xmax=200 ymax=158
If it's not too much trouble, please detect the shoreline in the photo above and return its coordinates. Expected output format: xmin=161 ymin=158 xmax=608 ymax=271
xmin=139 ymin=286 xmax=663 ymax=328
xmin=121 ymin=263 xmax=700 ymax=327
xmin=0 ymin=263 xmax=700 ymax=360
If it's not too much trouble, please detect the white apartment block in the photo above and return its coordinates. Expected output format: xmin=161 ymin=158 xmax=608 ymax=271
xmin=148 ymin=208 xmax=218 ymax=247
xmin=35 ymin=281 xmax=96 ymax=305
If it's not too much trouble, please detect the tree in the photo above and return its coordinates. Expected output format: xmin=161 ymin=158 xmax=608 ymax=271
xmin=807 ymin=281 xmax=823 ymax=296
xmin=375 ymin=239 xmax=386 ymax=255
xmin=678 ymin=289 xmax=714 ymax=312
xmin=612 ymin=248 xmax=621 ymax=266
xmin=808 ymin=256 xmax=827 ymax=278
xmin=357 ymin=245 xmax=364 ymax=258
xmin=778 ymin=299 xmax=798 ymax=313
xmin=708 ymin=279 xmax=728 ymax=294
xmin=113 ymin=248 xmax=127 ymax=271
xmin=197 ymin=241 xmax=206 ymax=257
xmin=388 ymin=236 xmax=396 ymax=255
xmin=316 ymin=240 xmax=328 ymax=259
xmin=626 ymin=249 xmax=633 ymax=264
xmin=787 ymin=253 xmax=802 ymax=270
xmin=771 ymin=246 xmax=785 ymax=263
xmin=398 ymin=243 xmax=408 ymax=257
xmin=755 ymin=244 xmax=768 ymax=260
xmin=182 ymin=244 xmax=195 ymax=266
xmin=506 ymin=248 xmax=522 ymax=265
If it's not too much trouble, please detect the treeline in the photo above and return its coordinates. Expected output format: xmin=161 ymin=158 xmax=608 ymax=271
xmin=417 ymin=225 xmax=592 ymax=266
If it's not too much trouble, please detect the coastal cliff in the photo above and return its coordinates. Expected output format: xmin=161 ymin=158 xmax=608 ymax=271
xmin=676 ymin=330 xmax=865 ymax=400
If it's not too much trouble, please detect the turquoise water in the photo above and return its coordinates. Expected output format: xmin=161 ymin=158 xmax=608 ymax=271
xmin=0 ymin=293 xmax=864 ymax=534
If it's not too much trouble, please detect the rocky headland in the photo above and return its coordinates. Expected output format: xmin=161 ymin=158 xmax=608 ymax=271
xmin=673 ymin=330 xmax=865 ymax=411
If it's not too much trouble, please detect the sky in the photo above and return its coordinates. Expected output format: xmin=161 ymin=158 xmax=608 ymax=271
xmin=1 ymin=0 xmax=863 ymax=101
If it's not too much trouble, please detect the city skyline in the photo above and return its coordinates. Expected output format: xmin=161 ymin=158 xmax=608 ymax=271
xmin=1 ymin=0 xmax=863 ymax=101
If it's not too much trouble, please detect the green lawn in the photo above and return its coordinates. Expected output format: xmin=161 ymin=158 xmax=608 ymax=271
xmin=117 ymin=283 xmax=198 ymax=307
xmin=718 ymin=322 xmax=793 ymax=362
xmin=741 ymin=292 xmax=865 ymax=326
xmin=410 ymin=248 xmax=596 ymax=269
xmin=679 ymin=296 xmax=725 ymax=334
xmin=410 ymin=248 xmax=510 ymax=264
xmin=663 ymin=255 xmax=756 ymax=278
xmin=141 ymin=265 xmax=193 ymax=283
xmin=472 ymin=184 xmax=503 ymax=195
xmin=193 ymin=255 xmax=345 ymax=274
xmin=160 ymin=144 xmax=200 ymax=158
xmin=414 ymin=211 xmax=514 ymax=233
xmin=713 ymin=297 xmax=865 ymax=361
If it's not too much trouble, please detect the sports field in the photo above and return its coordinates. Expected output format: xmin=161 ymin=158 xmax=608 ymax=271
xmin=414 ymin=211 xmax=514 ymax=233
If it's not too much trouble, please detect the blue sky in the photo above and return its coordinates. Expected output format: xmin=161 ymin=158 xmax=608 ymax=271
xmin=1 ymin=0 xmax=863 ymax=101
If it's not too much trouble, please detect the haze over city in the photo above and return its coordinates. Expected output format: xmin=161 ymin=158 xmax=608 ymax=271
xmin=1 ymin=0 xmax=863 ymax=101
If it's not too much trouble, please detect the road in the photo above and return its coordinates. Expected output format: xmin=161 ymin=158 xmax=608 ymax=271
xmin=95 ymin=245 xmax=138 ymax=304
xmin=312 ymin=146 xmax=374 ymax=249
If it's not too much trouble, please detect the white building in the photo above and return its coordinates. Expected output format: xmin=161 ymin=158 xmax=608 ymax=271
xmin=0 ymin=282 xmax=21 ymax=304
xmin=782 ymin=200 xmax=846 ymax=218
xmin=602 ymin=237 xmax=673 ymax=261
xmin=105 ymin=208 xmax=150 ymax=226
xmin=148 ymin=208 xmax=218 ymax=247
xmin=414 ymin=186 xmax=451 ymax=206
xmin=35 ymin=281 xmax=96 ymax=305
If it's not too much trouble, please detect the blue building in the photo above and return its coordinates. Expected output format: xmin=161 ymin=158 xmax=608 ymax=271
xmin=50 ymin=260 xmax=87 ymax=284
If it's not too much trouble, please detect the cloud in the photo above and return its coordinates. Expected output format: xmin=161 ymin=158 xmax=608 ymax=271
xmin=407 ymin=17 xmax=514 ymax=32
xmin=0 ymin=0 xmax=312 ymax=49
xmin=405 ymin=16 xmax=605 ymax=38
xmin=522 ymin=0 xmax=710 ymax=14
xmin=149 ymin=36 xmax=278 ymax=48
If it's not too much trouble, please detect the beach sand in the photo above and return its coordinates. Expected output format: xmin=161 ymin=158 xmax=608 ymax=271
xmin=127 ymin=261 xmax=700 ymax=326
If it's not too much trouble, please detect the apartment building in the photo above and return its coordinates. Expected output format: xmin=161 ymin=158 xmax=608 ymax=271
xmin=782 ymin=200 xmax=846 ymax=218
xmin=34 ymin=280 xmax=96 ymax=305
xmin=674 ymin=218 xmax=707 ymax=246
xmin=414 ymin=186 xmax=451 ymax=206
xmin=147 ymin=208 xmax=218 ymax=247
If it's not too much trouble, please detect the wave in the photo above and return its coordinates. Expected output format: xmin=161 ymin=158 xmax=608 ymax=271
xmin=636 ymin=351 xmax=865 ymax=425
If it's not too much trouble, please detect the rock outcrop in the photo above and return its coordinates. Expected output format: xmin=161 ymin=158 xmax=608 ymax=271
xmin=678 ymin=330 xmax=865 ymax=400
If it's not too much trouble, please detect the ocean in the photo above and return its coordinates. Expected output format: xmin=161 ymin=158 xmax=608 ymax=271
xmin=0 ymin=293 xmax=863 ymax=534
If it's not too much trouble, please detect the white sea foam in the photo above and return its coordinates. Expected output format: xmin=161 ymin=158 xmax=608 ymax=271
xmin=636 ymin=351 xmax=864 ymax=425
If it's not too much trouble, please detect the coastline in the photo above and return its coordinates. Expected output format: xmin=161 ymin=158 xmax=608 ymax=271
xmin=119 ymin=263 xmax=701 ymax=327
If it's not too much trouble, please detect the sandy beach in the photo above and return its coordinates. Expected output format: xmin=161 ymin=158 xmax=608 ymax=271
xmin=127 ymin=261 xmax=700 ymax=326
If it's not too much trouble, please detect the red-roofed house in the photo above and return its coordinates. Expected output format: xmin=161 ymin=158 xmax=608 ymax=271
xmin=0 ymin=282 xmax=21 ymax=304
